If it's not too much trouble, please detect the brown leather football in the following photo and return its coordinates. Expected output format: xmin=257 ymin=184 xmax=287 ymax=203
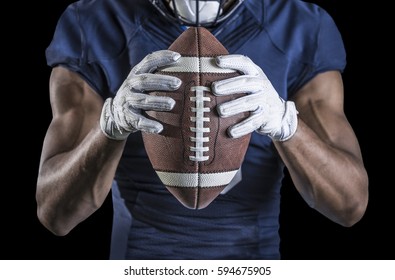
xmin=142 ymin=27 xmax=251 ymax=209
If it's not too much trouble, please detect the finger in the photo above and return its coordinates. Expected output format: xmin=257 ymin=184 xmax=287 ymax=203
xmin=212 ymin=75 xmax=262 ymax=96
xmin=215 ymin=54 xmax=263 ymax=76
xmin=126 ymin=73 xmax=181 ymax=92
xmin=217 ymin=93 xmax=263 ymax=117
xmin=227 ymin=110 xmax=264 ymax=138
xmin=123 ymin=110 xmax=164 ymax=134
xmin=132 ymin=50 xmax=181 ymax=74
xmin=135 ymin=117 xmax=164 ymax=134
xmin=125 ymin=92 xmax=175 ymax=111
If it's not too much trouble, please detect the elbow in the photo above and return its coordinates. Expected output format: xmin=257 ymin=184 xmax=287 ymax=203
xmin=338 ymin=180 xmax=369 ymax=227
xmin=37 ymin=205 xmax=73 ymax=236
xmin=36 ymin=190 xmax=74 ymax=236
xmin=338 ymin=198 xmax=368 ymax=227
xmin=327 ymin=166 xmax=369 ymax=227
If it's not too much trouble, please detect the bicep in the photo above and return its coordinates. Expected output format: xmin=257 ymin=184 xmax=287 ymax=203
xmin=40 ymin=66 xmax=104 ymax=161
xmin=291 ymin=71 xmax=363 ymax=159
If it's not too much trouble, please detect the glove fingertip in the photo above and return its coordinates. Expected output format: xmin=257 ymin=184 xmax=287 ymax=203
xmin=172 ymin=52 xmax=181 ymax=61
xmin=171 ymin=78 xmax=182 ymax=89
xmin=141 ymin=121 xmax=164 ymax=134
xmin=227 ymin=126 xmax=244 ymax=139
xmin=227 ymin=127 xmax=236 ymax=138
xmin=168 ymin=98 xmax=176 ymax=110
xmin=216 ymin=104 xmax=226 ymax=117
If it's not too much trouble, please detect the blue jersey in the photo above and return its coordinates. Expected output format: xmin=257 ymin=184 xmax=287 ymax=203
xmin=46 ymin=0 xmax=346 ymax=259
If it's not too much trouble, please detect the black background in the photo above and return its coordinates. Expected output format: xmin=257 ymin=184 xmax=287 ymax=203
xmin=2 ymin=0 xmax=393 ymax=260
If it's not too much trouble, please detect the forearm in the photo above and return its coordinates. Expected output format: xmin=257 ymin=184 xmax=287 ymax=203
xmin=275 ymin=119 xmax=368 ymax=226
xmin=36 ymin=125 xmax=125 ymax=235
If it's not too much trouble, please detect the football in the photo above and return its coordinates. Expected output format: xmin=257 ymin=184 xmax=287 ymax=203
xmin=142 ymin=27 xmax=251 ymax=209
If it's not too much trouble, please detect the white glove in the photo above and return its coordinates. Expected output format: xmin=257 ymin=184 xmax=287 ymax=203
xmin=212 ymin=54 xmax=298 ymax=141
xmin=100 ymin=50 xmax=181 ymax=140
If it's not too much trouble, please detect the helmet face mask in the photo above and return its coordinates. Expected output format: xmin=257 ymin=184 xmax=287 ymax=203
xmin=150 ymin=0 xmax=244 ymax=27
xmin=170 ymin=0 xmax=222 ymax=26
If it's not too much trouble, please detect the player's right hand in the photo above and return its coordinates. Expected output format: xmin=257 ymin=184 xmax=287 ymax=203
xmin=100 ymin=50 xmax=181 ymax=140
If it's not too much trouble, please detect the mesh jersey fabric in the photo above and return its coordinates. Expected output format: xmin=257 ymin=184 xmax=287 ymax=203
xmin=46 ymin=0 xmax=346 ymax=259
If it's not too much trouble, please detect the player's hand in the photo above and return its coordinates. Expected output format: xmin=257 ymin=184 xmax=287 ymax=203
xmin=213 ymin=54 xmax=298 ymax=141
xmin=100 ymin=50 xmax=181 ymax=140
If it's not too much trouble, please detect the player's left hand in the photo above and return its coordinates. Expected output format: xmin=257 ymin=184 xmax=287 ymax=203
xmin=212 ymin=54 xmax=298 ymax=141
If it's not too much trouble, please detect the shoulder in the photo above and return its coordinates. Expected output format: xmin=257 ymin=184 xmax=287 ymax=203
xmin=67 ymin=0 xmax=152 ymax=12
xmin=260 ymin=0 xmax=341 ymax=63
xmin=57 ymin=0 xmax=156 ymax=36
xmin=52 ymin=0 xmax=157 ymax=60
xmin=263 ymin=0 xmax=328 ymax=22
xmin=65 ymin=0 xmax=155 ymax=26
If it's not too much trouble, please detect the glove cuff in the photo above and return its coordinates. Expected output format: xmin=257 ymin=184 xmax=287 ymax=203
xmin=272 ymin=101 xmax=298 ymax=142
xmin=100 ymin=98 xmax=130 ymax=141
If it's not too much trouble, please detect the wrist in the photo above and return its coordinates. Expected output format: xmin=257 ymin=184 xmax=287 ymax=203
xmin=271 ymin=101 xmax=298 ymax=142
xmin=100 ymin=98 xmax=130 ymax=141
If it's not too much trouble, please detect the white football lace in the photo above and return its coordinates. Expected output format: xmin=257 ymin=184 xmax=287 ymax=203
xmin=189 ymin=86 xmax=211 ymax=161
